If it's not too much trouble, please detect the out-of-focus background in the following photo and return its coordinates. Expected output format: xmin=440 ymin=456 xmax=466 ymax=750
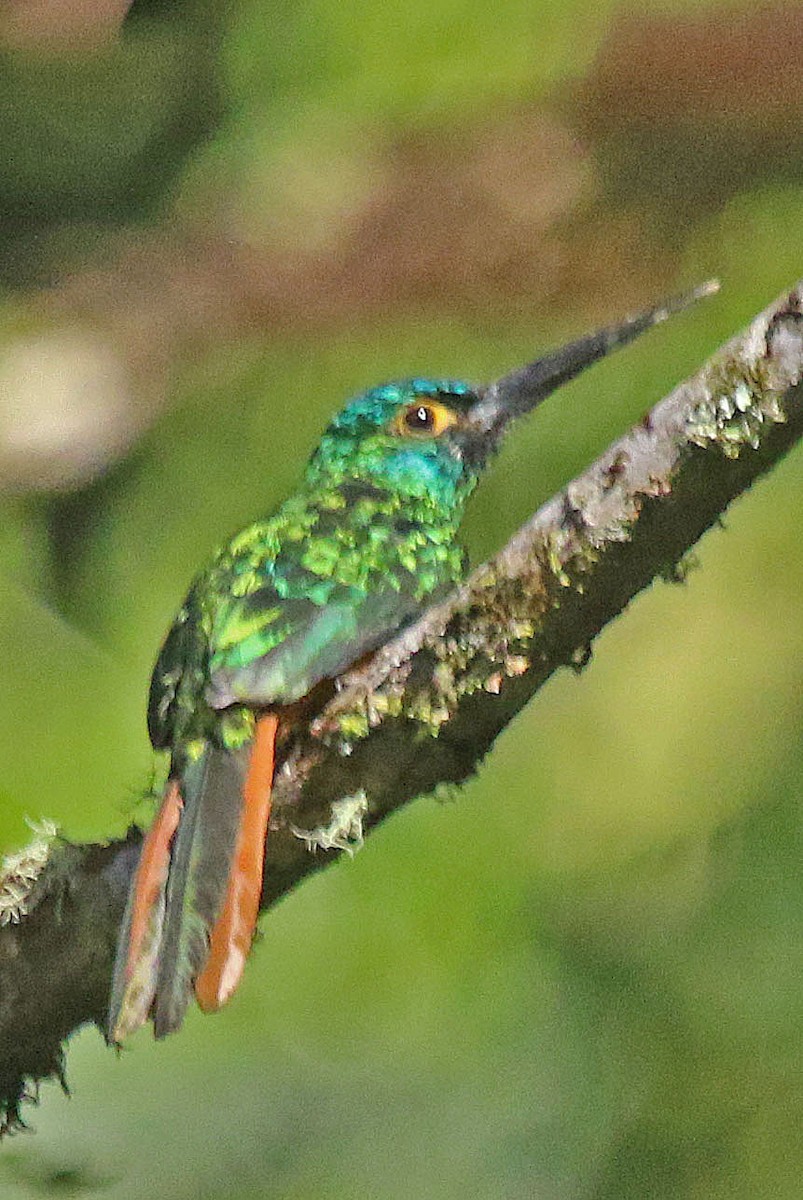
xmin=0 ymin=0 xmax=802 ymax=1196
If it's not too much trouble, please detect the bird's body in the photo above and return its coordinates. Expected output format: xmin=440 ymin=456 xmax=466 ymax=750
xmin=108 ymin=287 xmax=714 ymax=1042
xmin=153 ymin=381 xmax=476 ymax=749
xmin=110 ymin=379 xmax=486 ymax=1039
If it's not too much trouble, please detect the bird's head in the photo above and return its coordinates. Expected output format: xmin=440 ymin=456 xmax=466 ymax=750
xmin=304 ymin=284 xmax=716 ymax=514
xmin=306 ymin=378 xmax=490 ymax=510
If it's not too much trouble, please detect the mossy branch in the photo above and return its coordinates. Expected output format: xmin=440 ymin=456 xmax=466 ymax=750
xmin=1 ymin=282 xmax=802 ymax=1133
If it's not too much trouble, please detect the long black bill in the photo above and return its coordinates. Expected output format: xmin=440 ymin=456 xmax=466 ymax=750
xmin=469 ymin=280 xmax=719 ymax=438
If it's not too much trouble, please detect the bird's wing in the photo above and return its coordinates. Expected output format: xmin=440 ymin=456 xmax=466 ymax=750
xmin=150 ymin=487 xmax=463 ymax=728
xmin=147 ymin=590 xmax=209 ymax=750
xmin=146 ymin=550 xmax=417 ymax=742
xmin=205 ymin=571 xmax=423 ymax=710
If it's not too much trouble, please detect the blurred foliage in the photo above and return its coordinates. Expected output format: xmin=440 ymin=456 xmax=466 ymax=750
xmin=0 ymin=4 xmax=223 ymax=280
xmin=0 ymin=0 xmax=802 ymax=1196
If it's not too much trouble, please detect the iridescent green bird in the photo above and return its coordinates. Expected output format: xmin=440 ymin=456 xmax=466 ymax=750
xmin=108 ymin=286 xmax=713 ymax=1041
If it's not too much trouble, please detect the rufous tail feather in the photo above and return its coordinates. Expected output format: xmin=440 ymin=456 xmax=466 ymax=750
xmin=195 ymin=712 xmax=278 ymax=1011
xmin=107 ymin=780 xmax=183 ymax=1042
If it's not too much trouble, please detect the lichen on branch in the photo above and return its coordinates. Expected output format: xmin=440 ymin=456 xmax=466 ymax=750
xmin=1 ymin=282 xmax=802 ymax=1133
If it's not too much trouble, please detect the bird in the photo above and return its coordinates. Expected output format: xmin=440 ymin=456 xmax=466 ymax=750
xmin=107 ymin=283 xmax=716 ymax=1042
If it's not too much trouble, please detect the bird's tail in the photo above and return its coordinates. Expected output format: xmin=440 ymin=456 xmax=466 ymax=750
xmin=107 ymin=713 xmax=278 ymax=1041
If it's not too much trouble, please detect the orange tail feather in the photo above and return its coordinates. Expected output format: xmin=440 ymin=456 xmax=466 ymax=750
xmin=108 ymin=779 xmax=184 ymax=1041
xmin=125 ymin=780 xmax=184 ymax=982
xmin=194 ymin=712 xmax=278 ymax=1011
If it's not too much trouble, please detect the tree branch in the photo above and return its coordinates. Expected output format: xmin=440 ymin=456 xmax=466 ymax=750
xmin=1 ymin=281 xmax=802 ymax=1133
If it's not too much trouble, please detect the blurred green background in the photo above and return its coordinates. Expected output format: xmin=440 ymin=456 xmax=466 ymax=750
xmin=0 ymin=0 xmax=802 ymax=1196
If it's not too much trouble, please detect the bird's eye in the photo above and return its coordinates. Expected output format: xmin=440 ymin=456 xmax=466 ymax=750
xmin=392 ymin=399 xmax=458 ymax=438
xmin=405 ymin=404 xmax=435 ymax=431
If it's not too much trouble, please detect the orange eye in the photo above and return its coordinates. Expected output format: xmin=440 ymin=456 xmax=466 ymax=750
xmin=392 ymin=399 xmax=458 ymax=438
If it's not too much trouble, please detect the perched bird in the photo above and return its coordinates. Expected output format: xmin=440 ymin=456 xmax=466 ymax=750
xmin=108 ymin=285 xmax=715 ymax=1041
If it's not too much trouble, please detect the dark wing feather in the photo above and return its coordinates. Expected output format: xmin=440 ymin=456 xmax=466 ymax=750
xmin=147 ymin=591 xmax=208 ymax=749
